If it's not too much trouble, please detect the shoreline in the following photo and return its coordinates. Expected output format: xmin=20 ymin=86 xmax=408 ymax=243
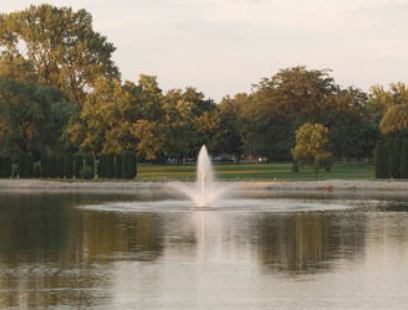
xmin=0 ymin=179 xmax=407 ymax=193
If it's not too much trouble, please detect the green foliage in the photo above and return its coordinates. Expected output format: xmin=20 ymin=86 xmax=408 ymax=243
xmin=97 ymin=154 xmax=116 ymax=179
xmin=56 ymin=155 xmax=65 ymax=178
xmin=73 ymin=155 xmax=83 ymax=179
xmin=292 ymin=123 xmax=333 ymax=178
xmin=400 ymin=140 xmax=408 ymax=179
xmin=380 ymin=105 xmax=408 ymax=135
xmin=105 ymin=155 xmax=115 ymax=179
xmin=0 ymin=156 xmax=12 ymax=177
xmin=33 ymin=163 xmax=41 ymax=178
xmin=114 ymin=154 xmax=122 ymax=179
xmin=121 ymin=152 xmax=137 ymax=179
xmin=0 ymin=79 xmax=74 ymax=157
xmin=0 ymin=2 xmax=404 ymax=168
xmin=0 ymin=4 xmax=119 ymax=104
xmin=318 ymin=155 xmax=334 ymax=172
xmin=80 ymin=166 xmax=94 ymax=180
xmin=64 ymin=156 xmax=74 ymax=179
xmin=374 ymin=141 xmax=388 ymax=179
xmin=388 ymin=137 xmax=401 ymax=178
xmin=47 ymin=154 xmax=58 ymax=178
xmin=40 ymin=155 xmax=48 ymax=178
xmin=97 ymin=155 xmax=107 ymax=179
xmin=17 ymin=154 xmax=34 ymax=178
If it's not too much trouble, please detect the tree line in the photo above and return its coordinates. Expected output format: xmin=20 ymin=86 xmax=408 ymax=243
xmin=0 ymin=5 xmax=407 ymax=178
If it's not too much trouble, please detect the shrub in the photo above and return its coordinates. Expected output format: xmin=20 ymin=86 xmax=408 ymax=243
xmin=105 ymin=154 xmax=115 ymax=179
xmin=80 ymin=166 xmax=95 ymax=180
xmin=47 ymin=154 xmax=58 ymax=178
xmin=12 ymin=163 xmax=19 ymax=178
xmin=319 ymin=155 xmax=334 ymax=172
xmin=400 ymin=139 xmax=408 ymax=179
xmin=18 ymin=154 xmax=34 ymax=178
xmin=121 ymin=152 xmax=137 ymax=179
xmin=64 ymin=155 xmax=74 ymax=179
xmin=0 ymin=156 xmax=12 ymax=178
xmin=84 ymin=156 xmax=95 ymax=178
xmin=33 ymin=163 xmax=41 ymax=178
xmin=291 ymin=161 xmax=299 ymax=173
xmin=84 ymin=156 xmax=94 ymax=169
xmin=56 ymin=154 xmax=65 ymax=178
xmin=388 ymin=137 xmax=401 ymax=178
xmin=97 ymin=155 xmax=107 ymax=178
xmin=114 ymin=154 xmax=122 ymax=179
xmin=73 ymin=155 xmax=83 ymax=178
xmin=40 ymin=155 xmax=48 ymax=178
xmin=375 ymin=141 xmax=388 ymax=179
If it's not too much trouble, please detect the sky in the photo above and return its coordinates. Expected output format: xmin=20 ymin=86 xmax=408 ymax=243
xmin=3 ymin=0 xmax=408 ymax=100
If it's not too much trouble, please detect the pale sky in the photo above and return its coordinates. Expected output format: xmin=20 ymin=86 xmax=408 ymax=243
xmin=3 ymin=0 xmax=408 ymax=100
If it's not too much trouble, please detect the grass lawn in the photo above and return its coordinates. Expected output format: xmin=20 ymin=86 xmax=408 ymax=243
xmin=137 ymin=161 xmax=374 ymax=181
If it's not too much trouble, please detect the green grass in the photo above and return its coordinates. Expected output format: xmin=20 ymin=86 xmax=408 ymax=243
xmin=137 ymin=162 xmax=374 ymax=181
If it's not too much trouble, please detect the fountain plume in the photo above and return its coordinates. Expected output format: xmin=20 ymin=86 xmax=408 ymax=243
xmin=169 ymin=145 xmax=228 ymax=207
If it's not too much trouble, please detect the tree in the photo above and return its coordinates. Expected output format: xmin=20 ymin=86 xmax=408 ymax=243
xmin=0 ymin=79 xmax=74 ymax=157
xmin=0 ymin=156 xmax=12 ymax=178
xmin=292 ymin=123 xmax=333 ymax=178
xmin=0 ymin=55 xmax=37 ymax=83
xmin=400 ymin=140 xmax=408 ymax=179
xmin=64 ymin=155 xmax=74 ymax=179
xmin=379 ymin=105 xmax=408 ymax=135
xmin=326 ymin=87 xmax=374 ymax=159
xmin=132 ymin=120 xmax=166 ymax=161
xmin=368 ymin=83 xmax=408 ymax=124
xmin=388 ymin=137 xmax=401 ymax=179
xmin=216 ymin=96 xmax=244 ymax=160
xmin=161 ymin=89 xmax=195 ymax=162
xmin=0 ymin=4 xmax=119 ymax=104
xmin=374 ymin=141 xmax=389 ymax=179
xmin=242 ymin=67 xmax=339 ymax=160
xmin=68 ymin=75 xmax=167 ymax=160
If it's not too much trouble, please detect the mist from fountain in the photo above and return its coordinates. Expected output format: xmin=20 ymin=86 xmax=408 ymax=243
xmin=169 ymin=145 xmax=229 ymax=207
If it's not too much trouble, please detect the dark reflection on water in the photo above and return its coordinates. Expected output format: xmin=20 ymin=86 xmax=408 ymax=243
xmin=0 ymin=192 xmax=408 ymax=309
xmin=257 ymin=212 xmax=366 ymax=273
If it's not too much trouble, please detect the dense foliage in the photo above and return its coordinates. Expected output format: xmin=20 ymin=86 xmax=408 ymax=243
xmin=292 ymin=123 xmax=333 ymax=177
xmin=0 ymin=4 xmax=407 ymax=180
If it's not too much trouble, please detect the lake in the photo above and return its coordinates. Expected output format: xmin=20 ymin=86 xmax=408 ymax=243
xmin=0 ymin=189 xmax=407 ymax=309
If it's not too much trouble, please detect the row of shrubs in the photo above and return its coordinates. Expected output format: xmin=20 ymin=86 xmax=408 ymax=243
xmin=375 ymin=137 xmax=408 ymax=179
xmin=0 ymin=153 xmax=137 ymax=179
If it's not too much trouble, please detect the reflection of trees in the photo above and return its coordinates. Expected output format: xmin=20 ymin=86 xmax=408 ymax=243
xmin=0 ymin=193 xmax=164 ymax=308
xmin=257 ymin=212 xmax=367 ymax=274
xmin=73 ymin=211 xmax=164 ymax=262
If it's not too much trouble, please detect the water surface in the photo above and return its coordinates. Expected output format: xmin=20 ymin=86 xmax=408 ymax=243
xmin=0 ymin=190 xmax=407 ymax=309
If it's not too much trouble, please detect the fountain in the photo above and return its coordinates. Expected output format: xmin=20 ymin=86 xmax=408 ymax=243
xmin=169 ymin=145 xmax=229 ymax=207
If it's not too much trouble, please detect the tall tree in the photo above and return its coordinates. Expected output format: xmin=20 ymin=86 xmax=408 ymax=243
xmin=216 ymin=95 xmax=244 ymax=160
xmin=0 ymin=4 xmax=119 ymax=104
xmin=242 ymin=66 xmax=338 ymax=160
xmin=0 ymin=78 xmax=73 ymax=157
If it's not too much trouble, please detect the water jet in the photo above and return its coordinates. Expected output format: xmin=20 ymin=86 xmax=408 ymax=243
xmin=169 ymin=145 xmax=229 ymax=208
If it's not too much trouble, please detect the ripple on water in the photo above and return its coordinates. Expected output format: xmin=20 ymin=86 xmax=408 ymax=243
xmin=79 ymin=198 xmax=365 ymax=213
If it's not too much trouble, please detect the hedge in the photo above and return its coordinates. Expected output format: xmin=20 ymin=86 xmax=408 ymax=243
xmin=0 ymin=156 xmax=12 ymax=178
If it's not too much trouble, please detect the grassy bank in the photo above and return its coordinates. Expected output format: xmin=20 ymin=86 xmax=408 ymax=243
xmin=137 ymin=162 xmax=374 ymax=181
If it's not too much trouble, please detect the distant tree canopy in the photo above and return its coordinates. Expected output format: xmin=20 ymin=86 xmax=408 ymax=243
xmin=0 ymin=4 xmax=406 ymax=167
xmin=0 ymin=4 xmax=119 ymax=104
xmin=239 ymin=67 xmax=374 ymax=160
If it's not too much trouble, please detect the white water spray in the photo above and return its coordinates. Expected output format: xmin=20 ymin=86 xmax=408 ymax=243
xmin=169 ymin=145 xmax=229 ymax=207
